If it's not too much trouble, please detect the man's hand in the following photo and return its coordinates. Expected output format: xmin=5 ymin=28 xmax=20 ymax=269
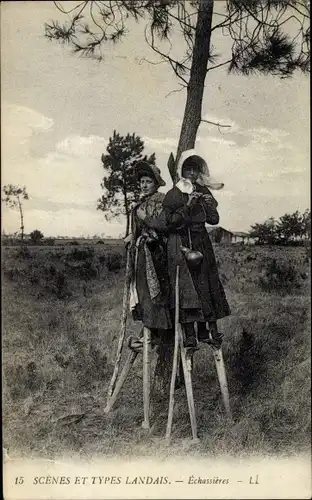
xmin=202 ymin=193 xmax=217 ymax=208
xmin=124 ymin=233 xmax=133 ymax=247
xmin=187 ymin=192 xmax=202 ymax=206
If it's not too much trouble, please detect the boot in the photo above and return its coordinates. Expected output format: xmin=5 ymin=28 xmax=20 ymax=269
xmin=197 ymin=322 xmax=210 ymax=343
xmin=183 ymin=322 xmax=198 ymax=349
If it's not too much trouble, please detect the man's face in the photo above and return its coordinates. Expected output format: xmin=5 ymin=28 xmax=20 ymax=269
xmin=182 ymin=161 xmax=200 ymax=183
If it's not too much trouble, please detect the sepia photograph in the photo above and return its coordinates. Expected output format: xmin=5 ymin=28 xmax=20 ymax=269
xmin=1 ymin=1 xmax=311 ymax=499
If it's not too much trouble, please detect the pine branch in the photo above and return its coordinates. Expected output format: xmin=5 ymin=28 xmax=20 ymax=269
xmin=207 ymin=58 xmax=233 ymax=71
xmin=45 ymin=0 xmax=310 ymax=80
xmin=165 ymin=83 xmax=187 ymax=98
xmin=144 ymin=24 xmax=190 ymax=85
xmin=201 ymin=119 xmax=232 ymax=132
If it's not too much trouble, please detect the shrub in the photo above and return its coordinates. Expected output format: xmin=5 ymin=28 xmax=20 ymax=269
xmin=3 ymin=268 xmax=15 ymax=281
xmin=106 ymin=252 xmax=123 ymax=272
xmin=49 ymin=264 xmax=57 ymax=276
xmin=51 ymin=271 xmax=71 ymax=299
xmin=44 ymin=238 xmax=55 ymax=246
xmin=68 ymin=247 xmax=94 ymax=261
xmin=259 ymin=258 xmax=302 ymax=293
xmin=98 ymin=254 xmax=106 ymax=264
xmin=79 ymin=260 xmax=98 ymax=279
xmin=245 ymin=254 xmax=256 ymax=262
xmin=16 ymin=246 xmax=31 ymax=259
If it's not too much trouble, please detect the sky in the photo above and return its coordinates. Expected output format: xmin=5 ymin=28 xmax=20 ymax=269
xmin=1 ymin=1 xmax=310 ymax=238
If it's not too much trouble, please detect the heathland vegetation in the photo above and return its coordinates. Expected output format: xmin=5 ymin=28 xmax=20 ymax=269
xmin=2 ymin=240 xmax=310 ymax=459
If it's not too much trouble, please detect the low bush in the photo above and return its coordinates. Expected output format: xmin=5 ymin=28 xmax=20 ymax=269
xmin=106 ymin=252 xmax=123 ymax=272
xmin=78 ymin=260 xmax=98 ymax=279
xmin=259 ymin=258 xmax=302 ymax=293
xmin=16 ymin=246 xmax=31 ymax=259
xmin=68 ymin=247 xmax=95 ymax=261
xmin=98 ymin=254 xmax=106 ymax=265
xmin=51 ymin=271 xmax=71 ymax=299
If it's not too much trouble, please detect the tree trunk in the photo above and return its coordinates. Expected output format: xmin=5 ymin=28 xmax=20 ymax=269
xmin=125 ymin=209 xmax=130 ymax=238
xmin=17 ymin=196 xmax=24 ymax=241
xmin=175 ymin=0 xmax=214 ymax=174
xmin=123 ymin=180 xmax=130 ymax=237
xmin=155 ymin=0 xmax=215 ymax=395
xmin=124 ymin=196 xmax=131 ymax=238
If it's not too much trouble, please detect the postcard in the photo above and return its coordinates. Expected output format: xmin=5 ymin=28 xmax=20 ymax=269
xmin=2 ymin=1 xmax=311 ymax=499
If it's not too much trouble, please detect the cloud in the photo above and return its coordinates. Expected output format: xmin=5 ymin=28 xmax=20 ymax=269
xmin=2 ymin=103 xmax=53 ymax=145
xmin=199 ymin=135 xmax=237 ymax=148
xmin=56 ymin=135 xmax=107 ymax=158
xmin=2 ymin=103 xmax=309 ymax=237
xmin=5 ymin=148 xmax=104 ymax=207
xmin=2 ymin=112 xmax=108 ymax=207
xmin=3 ymin=103 xmax=54 ymax=132
xmin=2 ymin=103 xmax=54 ymax=166
xmin=193 ymin=122 xmax=309 ymax=231
xmin=144 ymin=136 xmax=177 ymax=154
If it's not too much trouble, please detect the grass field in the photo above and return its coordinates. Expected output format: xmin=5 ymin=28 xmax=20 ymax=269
xmin=2 ymin=242 xmax=311 ymax=461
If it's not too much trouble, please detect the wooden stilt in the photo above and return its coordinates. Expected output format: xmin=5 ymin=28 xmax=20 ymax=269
xmin=166 ymin=265 xmax=200 ymax=443
xmin=180 ymin=336 xmax=200 ymax=443
xmin=166 ymin=266 xmax=180 ymax=441
xmin=212 ymin=347 xmax=232 ymax=419
xmin=104 ymin=350 xmax=138 ymax=414
xmin=142 ymin=327 xmax=152 ymax=429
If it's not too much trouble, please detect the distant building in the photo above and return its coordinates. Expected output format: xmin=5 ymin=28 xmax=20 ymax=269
xmin=206 ymin=226 xmax=233 ymax=244
xmin=232 ymin=232 xmax=255 ymax=244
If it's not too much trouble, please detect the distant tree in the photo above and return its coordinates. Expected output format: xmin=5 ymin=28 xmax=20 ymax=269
xmin=301 ymin=209 xmax=311 ymax=240
xmin=2 ymin=185 xmax=29 ymax=241
xmin=276 ymin=210 xmax=304 ymax=242
xmin=30 ymin=229 xmax=44 ymax=244
xmin=97 ymin=130 xmax=156 ymax=236
xmin=250 ymin=209 xmax=311 ymax=244
xmin=250 ymin=217 xmax=279 ymax=245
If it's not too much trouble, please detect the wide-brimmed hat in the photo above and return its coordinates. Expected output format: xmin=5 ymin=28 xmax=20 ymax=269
xmin=176 ymin=149 xmax=224 ymax=193
xmin=135 ymin=160 xmax=166 ymax=187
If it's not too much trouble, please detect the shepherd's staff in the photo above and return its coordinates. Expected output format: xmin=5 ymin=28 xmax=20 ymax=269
xmin=142 ymin=326 xmax=152 ymax=429
xmin=105 ymin=349 xmax=138 ymax=413
xmin=106 ymin=244 xmax=132 ymax=403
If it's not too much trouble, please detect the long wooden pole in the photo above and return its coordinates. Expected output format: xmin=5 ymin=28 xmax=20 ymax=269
xmin=104 ymin=350 xmax=138 ymax=414
xmin=106 ymin=248 xmax=132 ymax=402
xmin=142 ymin=327 xmax=152 ymax=430
xmin=166 ymin=266 xmax=180 ymax=440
